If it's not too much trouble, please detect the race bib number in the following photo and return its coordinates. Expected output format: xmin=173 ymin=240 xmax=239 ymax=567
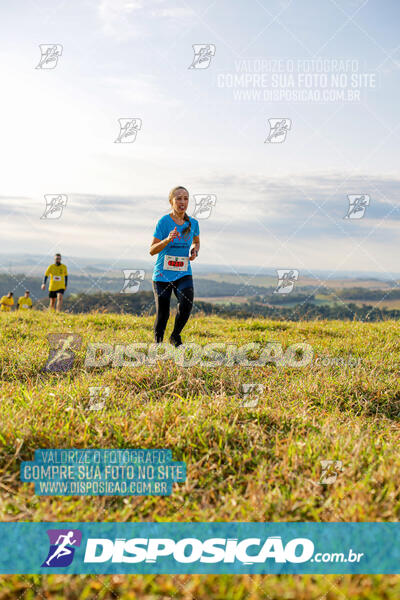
xmin=53 ymin=275 xmax=62 ymax=281
xmin=21 ymin=305 xmax=28 ymax=309
xmin=163 ymin=255 xmax=189 ymax=272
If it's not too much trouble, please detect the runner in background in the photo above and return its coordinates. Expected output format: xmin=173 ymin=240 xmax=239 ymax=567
xmin=0 ymin=292 xmax=14 ymax=311
xmin=41 ymin=253 xmax=68 ymax=312
xmin=150 ymin=186 xmax=200 ymax=346
xmin=17 ymin=290 xmax=33 ymax=310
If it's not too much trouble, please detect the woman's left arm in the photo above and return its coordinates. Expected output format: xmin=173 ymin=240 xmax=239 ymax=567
xmin=190 ymin=235 xmax=200 ymax=261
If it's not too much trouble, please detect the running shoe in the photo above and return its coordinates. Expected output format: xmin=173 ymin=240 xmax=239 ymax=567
xmin=169 ymin=333 xmax=182 ymax=347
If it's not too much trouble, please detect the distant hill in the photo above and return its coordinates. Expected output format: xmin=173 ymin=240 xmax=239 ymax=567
xmin=58 ymin=292 xmax=400 ymax=321
xmin=1 ymin=273 xmax=399 ymax=318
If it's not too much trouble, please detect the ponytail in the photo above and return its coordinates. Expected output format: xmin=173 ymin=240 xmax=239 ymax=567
xmin=182 ymin=211 xmax=191 ymax=238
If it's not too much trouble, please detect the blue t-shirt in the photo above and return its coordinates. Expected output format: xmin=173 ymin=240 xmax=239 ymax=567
xmin=152 ymin=214 xmax=200 ymax=282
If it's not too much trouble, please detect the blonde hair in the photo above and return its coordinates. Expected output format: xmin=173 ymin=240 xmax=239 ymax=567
xmin=169 ymin=186 xmax=191 ymax=238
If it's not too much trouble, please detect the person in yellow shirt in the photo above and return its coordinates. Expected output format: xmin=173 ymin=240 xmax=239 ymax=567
xmin=41 ymin=253 xmax=68 ymax=312
xmin=0 ymin=292 xmax=14 ymax=311
xmin=17 ymin=290 xmax=33 ymax=310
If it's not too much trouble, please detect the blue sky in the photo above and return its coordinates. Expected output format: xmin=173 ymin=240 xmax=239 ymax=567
xmin=0 ymin=0 xmax=399 ymax=277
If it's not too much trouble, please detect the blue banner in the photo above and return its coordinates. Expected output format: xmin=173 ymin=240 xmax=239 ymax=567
xmin=0 ymin=522 xmax=398 ymax=574
xmin=20 ymin=449 xmax=186 ymax=496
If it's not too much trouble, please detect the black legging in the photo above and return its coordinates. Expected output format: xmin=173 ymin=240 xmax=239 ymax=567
xmin=152 ymin=275 xmax=194 ymax=342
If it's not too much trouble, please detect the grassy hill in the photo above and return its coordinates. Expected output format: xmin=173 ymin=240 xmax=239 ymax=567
xmin=1 ymin=311 xmax=400 ymax=598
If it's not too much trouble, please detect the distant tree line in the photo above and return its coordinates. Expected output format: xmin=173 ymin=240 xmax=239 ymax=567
xmin=337 ymin=287 xmax=400 ymax=300
xmin=60 ymin=292 xmax=400 ymax=322
xmin=2 ymin=272 xmax=398 ymax=321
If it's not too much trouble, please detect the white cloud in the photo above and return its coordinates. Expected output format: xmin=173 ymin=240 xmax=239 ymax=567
xmin=97 ymin=0 xmax=194 ymax=41
xmin=149 ymin=7 xmax=195 ymax=18
xmin=100 ymin=75 xmax=183 ymax=107
xmin=98 ymin=0 xmax=144 ymax=40
xmin=2 ymin=172 xmax=400 ymax=274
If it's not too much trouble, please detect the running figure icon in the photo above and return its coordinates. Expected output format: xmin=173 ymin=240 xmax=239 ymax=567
xmin=45 ymin=531 xmax=77 ymax=566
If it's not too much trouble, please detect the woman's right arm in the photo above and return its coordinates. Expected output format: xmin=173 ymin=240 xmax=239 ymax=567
xmin=149 ymin=227 xmax=179 ymax=255
xmin=149 ymin=237 xmax=169 ymax=256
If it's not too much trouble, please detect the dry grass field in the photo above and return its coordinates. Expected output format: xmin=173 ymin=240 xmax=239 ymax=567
xmin=0 ymin=311 xmax=399 ymax=598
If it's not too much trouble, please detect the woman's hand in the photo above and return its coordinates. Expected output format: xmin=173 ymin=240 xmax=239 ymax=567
xmin=150 ymin=228 xmax=180 ymax=255
xmin=189 ymin=247 xmax=198 ymax=261
xmin=167 ymin=227 xmax=180 ymax=243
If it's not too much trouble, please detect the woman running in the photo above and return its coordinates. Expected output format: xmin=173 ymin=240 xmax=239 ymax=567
xmin=150 ymin=186 xmax=200 ymax=346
